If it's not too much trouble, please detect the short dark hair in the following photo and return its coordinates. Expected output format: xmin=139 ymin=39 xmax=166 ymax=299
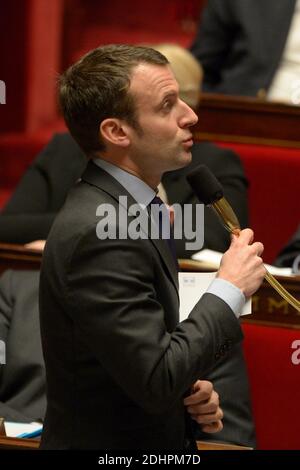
xmin=59 ymin=44 xmax=168 ymax=155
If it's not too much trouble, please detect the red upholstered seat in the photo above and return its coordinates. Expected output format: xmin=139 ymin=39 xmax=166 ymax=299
xmin=68 ymin=0 xmax=200 ymax=63
xmin=242 ymin=323 xmax=300 ymax=449
xmin=217 ymin=142 xmax=300 ymax=263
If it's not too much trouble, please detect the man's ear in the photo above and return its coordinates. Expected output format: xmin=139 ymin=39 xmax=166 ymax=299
xmin=100 ymin=118 xmax=130 ymax=148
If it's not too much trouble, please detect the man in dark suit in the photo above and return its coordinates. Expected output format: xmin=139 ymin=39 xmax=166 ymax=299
xmin=191 ymin=0 xmax=297 ymax=99
xmin=0 ymin=133 xmax=254 ymax=447
xmin=0 ymin=44 xmax=253 ymax=447
xmin=39 ymin=44 xmax=265 ymax=449
xmin=0 ymin=270 xmax=46 ymax=422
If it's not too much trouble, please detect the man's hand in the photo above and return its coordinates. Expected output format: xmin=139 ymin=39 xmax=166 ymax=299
xmin=217 ymin=228 xmax=266 ymax=297
xmin=184 ymin=380 xmax=223 ymax=433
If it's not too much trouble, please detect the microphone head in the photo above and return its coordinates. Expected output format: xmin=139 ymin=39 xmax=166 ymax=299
xmin=186 ymin=164 xmax=224 ymax=205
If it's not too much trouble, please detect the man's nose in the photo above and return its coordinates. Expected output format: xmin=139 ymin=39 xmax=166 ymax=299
xmin=179 ymin=102 xmax=198 ymax=128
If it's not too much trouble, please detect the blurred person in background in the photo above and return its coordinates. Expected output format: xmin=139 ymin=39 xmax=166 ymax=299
xmin=191 ymin=0 xmax=300 ymax=105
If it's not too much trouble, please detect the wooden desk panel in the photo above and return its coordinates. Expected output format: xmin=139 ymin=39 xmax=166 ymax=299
xmin=0 ymin=435 xmax=40 ymax=449
xmin=243 ymin=276 xmax=300 ymax=329
xmin=194 ymin=93 xmax=300 ymax=148
xmin=197 ymin=440 xmax=251 ymax=450
xmin=0 ymin=243 xmax=42 ymax=275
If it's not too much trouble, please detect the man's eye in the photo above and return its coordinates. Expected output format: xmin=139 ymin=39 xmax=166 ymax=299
xmin=162 ymin=100 xmax=172 ymax=110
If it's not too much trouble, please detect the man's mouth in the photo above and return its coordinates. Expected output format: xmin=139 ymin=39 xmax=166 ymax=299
xmin=182 ymin=137 xmax=194 ymax=148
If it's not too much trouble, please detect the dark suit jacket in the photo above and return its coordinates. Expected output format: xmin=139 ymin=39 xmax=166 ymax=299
xmin=39 ymin=161 xmax=243 ymax=449
xmin=0 ymin=270 xmax=46 ymax=422
xmin=275 ymin=224 xmax=300 ymax=267
xmin=0 ymin=133 xmax=254 ymax=446
xmin=191 ymin=0 xmax=296 ymax=96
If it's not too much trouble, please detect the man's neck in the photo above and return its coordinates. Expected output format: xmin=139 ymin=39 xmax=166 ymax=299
xmin=93 ymin=154 xmax=161 ymax=190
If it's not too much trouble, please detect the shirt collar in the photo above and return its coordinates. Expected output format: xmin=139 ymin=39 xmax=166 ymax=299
xmin=93 ymin=158 xmax=156 ymax=207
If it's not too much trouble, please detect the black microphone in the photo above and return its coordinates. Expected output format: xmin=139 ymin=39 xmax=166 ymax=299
xmin=186 ymin=164 xmax=240 ymax=234
xmin=186 ymin=164 xmax=223 ymax=205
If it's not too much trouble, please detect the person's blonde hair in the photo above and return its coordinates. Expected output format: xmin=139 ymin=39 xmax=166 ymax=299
xmin=153 ymin=43 xmax=203 ymax=109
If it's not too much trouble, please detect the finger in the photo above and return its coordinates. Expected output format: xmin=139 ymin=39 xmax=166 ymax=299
xmin=183 ymin=380 xmax=213 ymax=406
xmin=186 ymin=390 xmax=219 ymax=414
xmin=191 ymin=407 xmax=224 ymax=425
xmin=201 ymin=420 xmax=223 ymax=434
xmin=251 ymin=241 xmax=264 ymax=257
xmin=234 ymin=228 xmax=254 ymax=245
xmin=187 ymin=400 xmax=219 ymax=416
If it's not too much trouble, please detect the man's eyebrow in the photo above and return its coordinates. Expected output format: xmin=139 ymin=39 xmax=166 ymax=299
xmin=156 ymin=90 xmax=178 ymax=108
xmin=161 ymin=90 xmax=178 ymax=100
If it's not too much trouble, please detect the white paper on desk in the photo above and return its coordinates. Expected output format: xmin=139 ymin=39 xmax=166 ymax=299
xmin=4 ymin=421 xmax=42 ymax=437
xmin=192 ymin=248 xmax=295 ymax=277
xmin=179 ymin=271 xmax=251 ymax=322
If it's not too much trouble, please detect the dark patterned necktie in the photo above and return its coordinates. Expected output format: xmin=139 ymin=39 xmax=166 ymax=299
xmin=149 ymin=196 xmax=178 ymax=270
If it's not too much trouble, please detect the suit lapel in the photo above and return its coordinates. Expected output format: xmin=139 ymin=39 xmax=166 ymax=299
xmin=148 ymin=236 xmax=179 ymax=293
xmin=81 ymin=161 xmax=179 ymax=294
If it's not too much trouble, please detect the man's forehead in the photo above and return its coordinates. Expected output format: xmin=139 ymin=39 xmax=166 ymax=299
xmin=129 ymin=63 xmax=179 ymax=100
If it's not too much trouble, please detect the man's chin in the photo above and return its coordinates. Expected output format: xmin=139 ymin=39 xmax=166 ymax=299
xmin=161 ymin=151 xmax=192 ymax=174
xmin=177 ymin=150 xmax=192 ymax=168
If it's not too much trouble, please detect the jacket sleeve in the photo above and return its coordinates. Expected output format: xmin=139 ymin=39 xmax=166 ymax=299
xmin=64 ymin=229 xmax=243 ymax=414
xmin=0 ymin=270 xmax=13 ymax=357
xmin=0 ymin=270 xmax=45 ymax=422
xmin=0 ymin=402 xmax=36 ymax=423
xmin=0 ymin=270 xmax=33 ymax=422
